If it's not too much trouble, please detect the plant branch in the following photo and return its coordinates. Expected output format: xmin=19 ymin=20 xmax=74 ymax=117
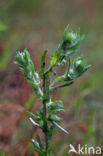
xmin=42 ymin=62 xmax=48 ymax=155
xmin=44 ymin=56 xmax=65 ymax=75
xmin=49 ymin=81 xmax=74 ymax=92
xmin=44 ymin=64 xmax=55 ymax=75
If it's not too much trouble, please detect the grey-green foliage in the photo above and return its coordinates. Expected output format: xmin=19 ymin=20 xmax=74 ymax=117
xmin=14 ymin=24 xmax=91 ymax=155
xmin=14 ymin=49 xmax=43 ymax=99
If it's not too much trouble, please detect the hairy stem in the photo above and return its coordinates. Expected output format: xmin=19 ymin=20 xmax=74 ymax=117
xmin=42 ymin=62 xmax=48 ymax=155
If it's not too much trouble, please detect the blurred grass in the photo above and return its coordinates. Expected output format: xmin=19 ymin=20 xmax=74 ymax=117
xmin=0 ymin=152 xmax=5 ymax=156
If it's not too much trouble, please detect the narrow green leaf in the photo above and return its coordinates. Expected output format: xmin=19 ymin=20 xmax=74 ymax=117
xmin=26 ymin=111 xmax=39 ymax=121
xmin=52 ymin=75 xmax=66 ymax=84
xmin=29 ymin=117 xmax=40 ymax=127
xmin=50 ymin=109 xmax=64 ymax=114
xmin=53 ymin=121 xmax=69 ymax=134
xmin=36 ymin=135 xmax=44 ymax=151
xmin=48 ymin=114 xmax=62 ymax=121
xmin=50 ymin=50 xmax=58 ymax=65
xmin=50 ymin=81 xmax=73 ymax=92
xmin=49 ymin=101 xmax=64 ymax=109
xmin=32 ymin=139 xmax=40 ymax=149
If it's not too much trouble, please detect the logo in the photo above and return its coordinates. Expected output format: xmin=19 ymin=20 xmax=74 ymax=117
xmin=68 ymin=144 xmax=101 ymax=155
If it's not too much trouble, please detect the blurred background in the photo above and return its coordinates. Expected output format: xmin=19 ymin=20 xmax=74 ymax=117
xmin=0 ymin=0 xmax=103 ymax=155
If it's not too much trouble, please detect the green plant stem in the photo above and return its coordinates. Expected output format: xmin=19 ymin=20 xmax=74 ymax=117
xmin=44 ymin=56 xmax=65 ymax=75
xmin=44 ymin=65 xmax=55 ymax=75
xmin=42 ymin=62 xmax=48 ymax=155
xmin=49 ymin=81 xmax=74 ymax=92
